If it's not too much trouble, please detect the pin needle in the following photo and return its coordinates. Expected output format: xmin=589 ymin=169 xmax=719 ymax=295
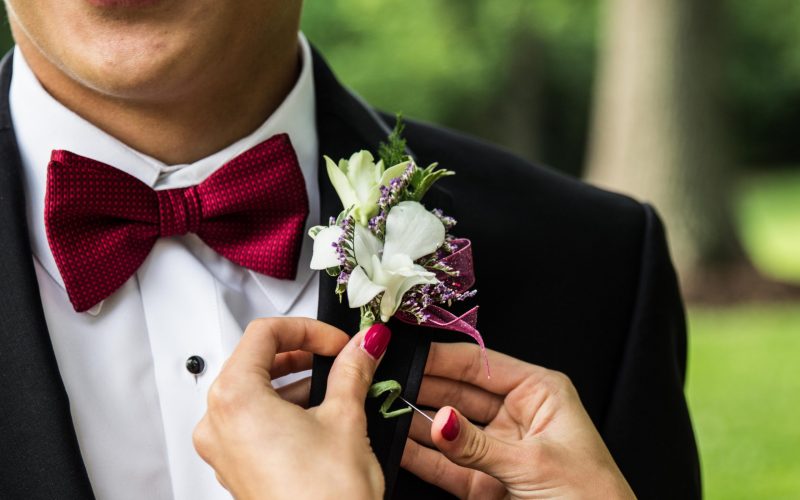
xmin=398 ymin=396 xmax=434 ymax=423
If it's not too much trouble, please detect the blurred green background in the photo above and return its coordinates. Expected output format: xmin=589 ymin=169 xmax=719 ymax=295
xmin=3 ymin=0 xmax=799 ymax=497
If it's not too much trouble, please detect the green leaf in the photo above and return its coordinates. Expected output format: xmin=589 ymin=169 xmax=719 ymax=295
xmin=409 ymin=162 xmax=455 ymax=201
xmin=308 ymin=225 xmax=326 ymax=239
xmin=359 ymin=306 xmax=377 ymax=330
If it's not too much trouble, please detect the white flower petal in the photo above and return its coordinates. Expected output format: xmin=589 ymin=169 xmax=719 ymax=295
xmin=309 ymin=226 xmax=344 ymax=270
xmin=344 ymin=151 xmax=382 ymax=224
xmin=382 ymin=253 xmax=414 ymax=273
xmin=347 ymin=265 xmax=386 ymax=308
xmin=338 ymin=158 xmax=350 ymax=175
xmin=373 ymin=159 xmax=385 ymax=183
xmin=347 ymin=150 xmax=373 ymax=175
xmin=393 ymin=263 xmax=436 ymax=279
xmin=383 ymin=201 xmax=445 ymax=262
xmin=369 ymin=254 xmax=392 ymax=286
xmin=347 ymin=151 xmax=378 ymax=202
xmin=379 ymin=272 xmax=439 ymax=322
xmin=325 ymin=156 xmax=359 ymax=211
xmin=353 ymin=224 xmax=383 ymax=277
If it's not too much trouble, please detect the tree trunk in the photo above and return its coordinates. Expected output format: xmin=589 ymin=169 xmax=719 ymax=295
xmin=585 ymin=0 xmax=741 ymax=285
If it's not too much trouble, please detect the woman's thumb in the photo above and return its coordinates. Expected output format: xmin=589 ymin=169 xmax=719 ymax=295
xmin=431 ymin=406 xmax=508 ymax=478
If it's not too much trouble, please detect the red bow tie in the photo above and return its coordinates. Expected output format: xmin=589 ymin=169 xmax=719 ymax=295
xmin=45 ymin=133 xmax=310 ymax=312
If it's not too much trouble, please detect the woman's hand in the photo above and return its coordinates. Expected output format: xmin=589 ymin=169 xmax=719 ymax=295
xmin=193 ymin=318 xmax=392 ymax=500
xmin=402 ymin=342 xmax=635 ymax=500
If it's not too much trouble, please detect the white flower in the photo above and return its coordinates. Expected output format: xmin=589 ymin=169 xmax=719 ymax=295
xmin=325 ymin=151 xmax=410 ymax=226
xmin=309 ymin=225 xmax=344 ymax=270
xmin=309 ymin=200 xmax=446 ymax=322
xmin=348 ymin=201 xmax=445 ymax=322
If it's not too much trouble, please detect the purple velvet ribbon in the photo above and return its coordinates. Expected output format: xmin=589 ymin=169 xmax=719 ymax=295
xmin=396 ymin=238 xmax=490 ymax=376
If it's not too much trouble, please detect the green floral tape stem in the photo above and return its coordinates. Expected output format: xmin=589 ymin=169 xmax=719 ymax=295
xmin=368 ymin=380 xmax=412 ymax=419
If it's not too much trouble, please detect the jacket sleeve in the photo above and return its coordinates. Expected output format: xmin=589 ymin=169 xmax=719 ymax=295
xmin=601 ymin=204 xmax=702 ymax=499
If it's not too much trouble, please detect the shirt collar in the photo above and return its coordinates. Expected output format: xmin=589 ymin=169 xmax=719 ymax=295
xmin=11 ymin=33 xmax=319 ymax=315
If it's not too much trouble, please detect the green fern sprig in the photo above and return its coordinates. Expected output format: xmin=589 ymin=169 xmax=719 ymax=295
xmin=378 ymin=113 xmax=409 ymax=168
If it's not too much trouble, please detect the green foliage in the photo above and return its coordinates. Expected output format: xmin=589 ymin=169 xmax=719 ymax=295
xmin=302 ymin=0 xmax=599 ymax=174
xmin=726 ymin=0 xmax=800 ymax=163
xmin=301 ymin=0 xmax=597 ymax=126
xmin=0 ymin=2 xmax=797 ymax=168
xmin=407 ymin=162 xmax=454 ymax=202
xmin=378 ymin=113 xmax=408 ymax=168
xmin=301 ymin=0 xmax=800 ymax=170
xmin=737 ymin=169 xmax=800 ymax=283
xmin=359 ymin=305 xmax=376 ymax=329
xmin=377 ymin=113 xmax=454 ymax=201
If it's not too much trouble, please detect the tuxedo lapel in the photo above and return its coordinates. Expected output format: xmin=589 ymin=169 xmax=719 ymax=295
xmin=0 ymin=51 xmax=94 ymax=498
xmin=309 ymin=48 xmax=452 ymax=498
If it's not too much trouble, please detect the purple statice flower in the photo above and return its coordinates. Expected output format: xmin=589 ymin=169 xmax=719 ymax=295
xmin=399 ymin=262 xmax=477 ymax=324
xmin=431 ymin=208 xmax=457 ymax=231
xmin=368 ymin=162 xmax=415 ymax=237
xmin=330 ymin=215 xmax=356 ymax=297
xmin=332 ymin=216 xmax=354 ymax=268
xmin=396 ymin=209 xmax=476 ymax=324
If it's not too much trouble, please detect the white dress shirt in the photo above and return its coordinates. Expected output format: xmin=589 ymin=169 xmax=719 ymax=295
xmin=10 ymin=34 xmax=320 ymax=500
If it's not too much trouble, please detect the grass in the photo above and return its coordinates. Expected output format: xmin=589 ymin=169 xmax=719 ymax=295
xmin=687 ymin=168 xmax=800 ymax=499
xmin=687 ymin=306 xmax=800 ymax=499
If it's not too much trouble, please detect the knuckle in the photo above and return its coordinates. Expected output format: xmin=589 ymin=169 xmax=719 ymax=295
xmin=526 ymin=441 xmax=547 ymax=464
xmin=553 ymin=370 xmax=573 ymax=388
xmin=207 ymin=377 xmax=245 ymax=415
xmin=244 ymin=317 xmax=266 ymax=332
xmin=457 ymin=345 xmax=483 ymax=382
xmin=243 ymin=317 xmax=276 ymax=336
xmin=192 ymin=421 xmax=212 ymax=459
xmin=542 ymin=369 xmax=573 ymax=394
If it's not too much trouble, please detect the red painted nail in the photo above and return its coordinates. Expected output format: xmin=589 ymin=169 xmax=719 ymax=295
xmin=441 ymin=409 xmax=460 ymax=441
xmin=361 ymin=323 xmax=392 ymax=359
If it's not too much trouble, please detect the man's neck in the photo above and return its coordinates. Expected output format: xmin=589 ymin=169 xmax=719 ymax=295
xmin=13 ymin=27 xmax=301 ymax=165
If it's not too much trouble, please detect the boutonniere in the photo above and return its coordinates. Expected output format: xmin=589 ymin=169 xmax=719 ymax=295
xmin=309 ymin=117 xmax=487 ymax=374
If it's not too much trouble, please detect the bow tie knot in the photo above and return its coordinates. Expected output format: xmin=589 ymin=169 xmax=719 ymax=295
xmin=157 ymin=187 xmax=202 ymax=237
xmin=45 ymin=133 xmax=310 ymax=312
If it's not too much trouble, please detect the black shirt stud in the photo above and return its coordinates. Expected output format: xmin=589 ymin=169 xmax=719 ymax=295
xmin=185 ymin=355 xmax=206 ymax=376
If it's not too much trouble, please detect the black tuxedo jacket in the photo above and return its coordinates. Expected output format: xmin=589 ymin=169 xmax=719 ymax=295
xmin=0 ymin=47 xmax=700 ymax=499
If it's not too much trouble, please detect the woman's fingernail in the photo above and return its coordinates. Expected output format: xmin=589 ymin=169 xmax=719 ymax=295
xmin=442 ymin=409 xmax=460 ymax=441
xmin=361 ymin=323 xmax=392 ymax=359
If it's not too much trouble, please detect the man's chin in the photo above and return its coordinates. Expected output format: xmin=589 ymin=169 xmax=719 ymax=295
xmin=73 ymin=53 xmax=205 ymax=101
xmin=86 ymin=0 xmax=161 ymax=7
xmin=84 ymin=0 xmax=170 ymax=11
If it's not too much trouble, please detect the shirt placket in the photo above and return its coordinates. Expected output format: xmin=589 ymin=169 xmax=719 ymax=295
xmin=137 ymin=239 xmax=230 ymax=500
